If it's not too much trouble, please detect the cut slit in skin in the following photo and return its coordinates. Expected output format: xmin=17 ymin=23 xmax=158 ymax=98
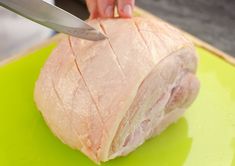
xmin=67 ymin=36 xmax=108 ymax=161
xmin=98 ymin=22 xmax=125 ymax=77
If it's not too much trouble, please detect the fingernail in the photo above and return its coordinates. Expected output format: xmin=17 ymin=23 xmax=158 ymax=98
xmin=105 ymin=5 xmax=114 ymax=18
xmin=123 ymin=4 xmax=132 ymax=17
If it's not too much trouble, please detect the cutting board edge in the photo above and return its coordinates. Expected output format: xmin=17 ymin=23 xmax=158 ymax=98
xmin=0 ymin=34 xmax=66 ymax=67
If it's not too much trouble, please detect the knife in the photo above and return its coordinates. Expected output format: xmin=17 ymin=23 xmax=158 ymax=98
xmin=0 ymin=0 xmax=107 ymax=41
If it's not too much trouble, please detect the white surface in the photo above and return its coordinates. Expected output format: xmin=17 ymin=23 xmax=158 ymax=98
xmin=0 ymin=0 xmax=54 ymax=60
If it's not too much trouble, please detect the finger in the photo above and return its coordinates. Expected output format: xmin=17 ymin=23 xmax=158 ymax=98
xmin=86 ymin=0 xmax=99 ymax=19
xmin=117 ymin=0 xmax=135 ymax=18
xmin=97 ymin=0 xmax=115 ymax=18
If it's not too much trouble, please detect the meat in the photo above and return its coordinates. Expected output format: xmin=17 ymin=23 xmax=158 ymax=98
xmin=34 ymin=17 xmax=200 ymax=163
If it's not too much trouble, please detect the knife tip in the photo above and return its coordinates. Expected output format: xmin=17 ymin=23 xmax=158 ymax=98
xmin=92 ymin=30 xmax=108 ymax=41
xmin=71 ymin=28 xmax=108 ymax=41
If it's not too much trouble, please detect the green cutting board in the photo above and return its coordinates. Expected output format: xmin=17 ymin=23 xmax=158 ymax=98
xmin=0 ymin=41 xmax=235 ymax=166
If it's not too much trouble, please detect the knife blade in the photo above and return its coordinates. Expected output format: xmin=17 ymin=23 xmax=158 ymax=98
xmin=0 ymin=0 xmax=107 ymax=41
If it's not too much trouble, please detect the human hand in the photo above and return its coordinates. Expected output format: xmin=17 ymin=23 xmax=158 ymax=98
xmin=86 ymin=0 xmax=135 ymax=19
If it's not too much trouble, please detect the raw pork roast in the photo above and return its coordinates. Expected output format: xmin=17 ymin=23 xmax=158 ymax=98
xmin=34 ymin=17 xmax=200 ymax=163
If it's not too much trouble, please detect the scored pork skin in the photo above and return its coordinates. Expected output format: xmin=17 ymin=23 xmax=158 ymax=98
xmin=34 ymin=17 xmax=200 ymax=163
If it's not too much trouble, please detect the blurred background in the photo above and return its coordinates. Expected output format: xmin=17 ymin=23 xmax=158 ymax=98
xmin=0 ymin=0 xmax=234 ymax=61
